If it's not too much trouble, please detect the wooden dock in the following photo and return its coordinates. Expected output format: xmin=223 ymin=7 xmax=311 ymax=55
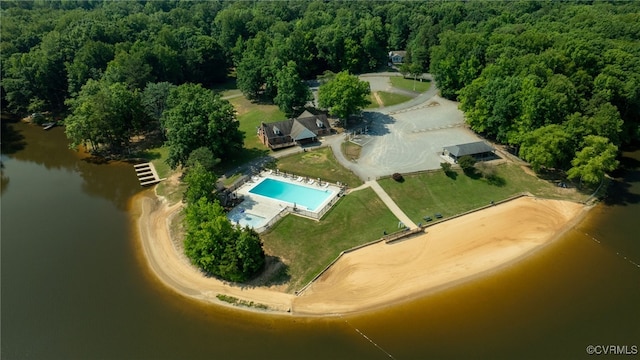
xmin=134 ymin=162 xmax=165 ymax=186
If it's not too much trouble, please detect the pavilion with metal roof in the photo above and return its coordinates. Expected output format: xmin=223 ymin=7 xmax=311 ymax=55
xmin=443 ymin=141 xmax=495 ymax=163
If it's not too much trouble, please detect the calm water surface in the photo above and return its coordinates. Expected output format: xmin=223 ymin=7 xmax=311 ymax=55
xmin=2 ymin=122 xmax=638 ymax=359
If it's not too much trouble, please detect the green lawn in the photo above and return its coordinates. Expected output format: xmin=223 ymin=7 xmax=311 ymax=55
xmin=341 ymin=141 xmax=362 ymax=161
xmin=390 ymin=76 xmax=432 ymax=92
xmin=377 ymin=91 xmax=413 ymax=107
xmin=134 ymin=146 xmax=186 ymax=205
xmin=220 ymin=95 xmax=286 ymax=169
xmin=275 ymin=147 xmax=363 ymax=188
xmin=378 ymin=163 xmax=590 ymax=226
xmin=220 ymin=88 xmax=242 ymax=98
xmin=366 ymin=93 xmax=380 ymax=108
xmin=261 ymin=187 xmax=398 ymax=292
xmin=229 ymin=95 xmax=286 ymax=150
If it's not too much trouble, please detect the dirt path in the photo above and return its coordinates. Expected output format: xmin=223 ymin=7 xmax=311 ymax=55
xmin=372 ymin=91 xmax=384 ymax=108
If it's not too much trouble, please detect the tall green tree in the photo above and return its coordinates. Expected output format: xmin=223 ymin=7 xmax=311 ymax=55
xmin=3 ymin=31 xmax=71 ymax=113
xmin=184 ymin=197 xmax=265 ymax=282
xmin=65 ymin=40 xmax=114 ymax=96
xmin=162 ymin=83 xmax=242 ymax=169
xmin=103 ymin=49 xmax=154 ymax=90
xmin=567 ymin=135 xmax=619 ymax=186
xmin=65 ymin=79 xmax=146 ymax=152
xmin=235 ymin=44 xmax=268 ymax=100
xmin=318 ymin=71 xmax=370 ymax=122
xmin=274 ymin=61 xmax=312 ymax=117
xmin=519 ymin=124 xmax=572 ymax=172
xmin=186 ymin=146 xmax=219 ymax=172
xmin=183 ymin=161 xmax=217 ymax=204
xmin=141 ymin=81 xmax=175 ymax=134
xmin=430 ymin=31 xmax=486 ymax=99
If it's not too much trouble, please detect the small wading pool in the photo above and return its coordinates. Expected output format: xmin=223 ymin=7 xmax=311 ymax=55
xmin=250 ymin=178 xmax=334 ymax=211
xmin=227 ymin=208 xmax=268 ymax=229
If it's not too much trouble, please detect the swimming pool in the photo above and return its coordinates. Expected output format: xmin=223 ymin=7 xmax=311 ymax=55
xmin=249 ymin=178 xmax=334 ymax=211
xmin=227 ymin=208 xmax=268 ymax=229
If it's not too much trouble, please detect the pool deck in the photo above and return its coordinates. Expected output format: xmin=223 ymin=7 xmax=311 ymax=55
xmin=228 ymin=172 xmax=342 ymax=232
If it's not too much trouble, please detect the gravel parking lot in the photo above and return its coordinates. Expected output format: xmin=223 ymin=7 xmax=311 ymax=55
xmin=354 ymin=95 xmax=486 ymax=179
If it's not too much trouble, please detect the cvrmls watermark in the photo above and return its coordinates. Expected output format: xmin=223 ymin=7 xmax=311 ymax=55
xmin=586 ymin=345 xmax=638 ymax=355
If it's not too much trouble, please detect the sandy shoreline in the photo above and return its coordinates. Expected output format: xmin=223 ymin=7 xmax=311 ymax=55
xmin=134 ymin=192 xmax=589 ymax=317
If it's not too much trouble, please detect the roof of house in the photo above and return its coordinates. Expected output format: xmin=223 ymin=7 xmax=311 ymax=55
xmin=389 ymin=50 xmax=407 ymax=57
xmin=264 ymin=119 xmax=294 ymax=138
xmin=291 ymin=120 xmax=317 ymax=141
xmin=261 ymin=112 xmax=330 ymax=141
xmin=443 ymin=141 xmax=494 ymax=157
xmin=297 ymin=110 xmax=315 ymax=119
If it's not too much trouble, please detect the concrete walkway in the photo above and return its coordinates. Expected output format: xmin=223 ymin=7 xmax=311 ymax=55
xmin=367 ymin=180 xmax=417 ymax=230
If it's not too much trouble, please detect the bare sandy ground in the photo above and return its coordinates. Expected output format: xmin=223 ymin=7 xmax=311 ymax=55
xmin=135 ymin=194 xmax=587 ymax=317
xmin=292 ymin=197 xmax=587 ymax=315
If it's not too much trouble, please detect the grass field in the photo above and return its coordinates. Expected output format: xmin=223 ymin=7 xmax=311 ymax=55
xmin=220 ymin=95 xmax=286 ymax=168
xmin=390 ymin=76 xmax=432 ymax=92
xmin=377 ymin=91 xmax=413 ymax=107
xmin=367 ymin=93 xmax=380 ymax=108
xmin=229 ymin=95 xmax=286 ymax=149
xmin=260 ymin=187 xmax=398 ymax=292
xmin=341 ymin=141 xmax=362 ymax=161
xmin=275 ymin=147 xmax=362 ymax=188
xmin=378 ymin=163 xmax=590 ymax=226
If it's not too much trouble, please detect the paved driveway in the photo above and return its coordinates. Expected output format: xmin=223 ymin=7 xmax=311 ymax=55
xmin=333 ymin=74 xmax=487 ymax=180
xmin=354 ymin=96 xmax=480 ymax=179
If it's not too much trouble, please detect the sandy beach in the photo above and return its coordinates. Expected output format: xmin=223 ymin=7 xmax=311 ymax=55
xmin=135 ymin=193 xmax=588 ymax=316
xmin=134 ymin=195 xmax=295 ymax=312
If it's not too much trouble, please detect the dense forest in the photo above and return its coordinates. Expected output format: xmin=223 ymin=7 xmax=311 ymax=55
xmin=2 ymin=1 xmax=639 ymax=179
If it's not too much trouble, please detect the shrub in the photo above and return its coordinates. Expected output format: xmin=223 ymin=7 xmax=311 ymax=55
xmin=458 ymin=156 xmax=477 ymax=174
xmin=440 ymin=162 xmax=452 ymax=173
xmin=392 ymin=172 xmax=404 ymax=182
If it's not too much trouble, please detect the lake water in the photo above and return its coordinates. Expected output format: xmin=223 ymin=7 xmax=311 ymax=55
xmin=2 ymin=122 xmax=638 ymax=359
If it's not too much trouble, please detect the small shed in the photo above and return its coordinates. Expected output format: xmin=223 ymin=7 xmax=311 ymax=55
xmin=388 ymin=50 xmax=407 ymax=64
xmin=443 ymin=141 xmax=495 ymax=163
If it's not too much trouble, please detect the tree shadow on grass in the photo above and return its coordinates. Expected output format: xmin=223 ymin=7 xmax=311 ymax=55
xmin=126 ymin=149 xmax=162 ymax=163
xmin=486 ymin=174 xmax=507 ymax=187
xmin=211 ymin=78 xmax=238 ymax=92
xmin=463 ymin=169 xmax=482 ymax=180
xmin=445 ymin=170 xmax=458 ymax=180
xmin=217 ymin=147 xmax=270 ymax=175
xmin=241 ymin=255 xmax=291 ymax=288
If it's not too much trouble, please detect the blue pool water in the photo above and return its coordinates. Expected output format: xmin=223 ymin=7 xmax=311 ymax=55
xmin=228 ymin=208 xmax=267 ymax=228
xmin=249 ymin=178 xmax=333 ymax=211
